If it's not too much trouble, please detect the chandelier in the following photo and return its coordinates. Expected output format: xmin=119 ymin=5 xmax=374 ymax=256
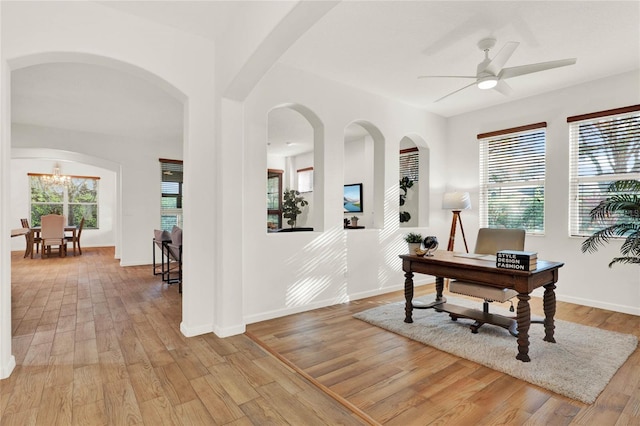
xmin=41 ymin=163 xmax=71 ymax=186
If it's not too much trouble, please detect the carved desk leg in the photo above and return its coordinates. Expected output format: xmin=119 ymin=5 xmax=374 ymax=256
xmin=543 ymin=283 xmax=557 ymax=343
xmin=516 ymin=293 xmax=531 ymax=362
xmin=404 ymin=270 xmax=414 ymax=323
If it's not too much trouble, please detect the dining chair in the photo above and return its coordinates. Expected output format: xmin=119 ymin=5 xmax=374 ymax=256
xmin=41 ymin=214 xmax=67 ymax=258
xmin=162 ymin=225 xmax=182 ymax=293
xmin=20 ymin=218 xmax=41 ymax=258
xmin=65 ymin=217 xmax=85 ymax=255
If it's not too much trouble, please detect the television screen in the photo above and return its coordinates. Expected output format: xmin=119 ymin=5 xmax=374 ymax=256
xmin=344 ymin=183 xmax=363 ymax=213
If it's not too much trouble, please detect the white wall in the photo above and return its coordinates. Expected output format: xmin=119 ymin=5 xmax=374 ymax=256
xmin=446 ymin=70 xmax=640 ymax=315
xmin=243 ymin=63 xmax=447 ymax=323
xmin=1 ymin=1 xmax=221 ymax=379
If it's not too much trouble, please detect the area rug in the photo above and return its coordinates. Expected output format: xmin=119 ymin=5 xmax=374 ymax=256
xmin=353 ymin=295 xmax=638 ymax=404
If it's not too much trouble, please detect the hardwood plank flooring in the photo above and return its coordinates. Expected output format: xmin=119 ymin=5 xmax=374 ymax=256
xmin=4 ymin=247 xmax=639 ymax=425
xmin=246 ymin=285 xmax=640 ymax=425
xmin=4 ymin=248 xmax=368 ymax=425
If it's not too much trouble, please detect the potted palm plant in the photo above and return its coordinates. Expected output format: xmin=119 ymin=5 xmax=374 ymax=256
xmin=282 ymin=189 xmax=309 ymax=228
xmin=581 ymin=180 xmax=640 ymax=267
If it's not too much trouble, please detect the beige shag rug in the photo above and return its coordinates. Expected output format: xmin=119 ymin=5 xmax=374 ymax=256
xmin=353 ymin=295 xmax=637 ymax=404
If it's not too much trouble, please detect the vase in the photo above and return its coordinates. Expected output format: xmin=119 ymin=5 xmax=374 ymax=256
xmin=407 ymin=242 xmax=421 ymax=255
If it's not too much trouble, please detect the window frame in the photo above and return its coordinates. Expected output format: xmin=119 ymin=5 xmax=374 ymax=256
xmin=267 ymin=169 xmax=284 ymax=229
xmin=568 ymin=105 xmax=640 ymax=237
xmin=478 ymin=122 xmax=547 ymax=235
xmin=29 ymin=173 xmax=100 ymax=228
xmin=297 ymin=167 xmax=314 ymax=193
xmin=160 ymin=158 xmax=184 ymax=231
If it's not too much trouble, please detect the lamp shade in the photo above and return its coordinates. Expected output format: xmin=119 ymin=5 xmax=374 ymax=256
xmin=442 ymin=192 xmax=471 ymax=210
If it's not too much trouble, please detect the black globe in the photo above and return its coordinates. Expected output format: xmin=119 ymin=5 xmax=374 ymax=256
xmin=423 ymin=236 xmax=439 ymax=251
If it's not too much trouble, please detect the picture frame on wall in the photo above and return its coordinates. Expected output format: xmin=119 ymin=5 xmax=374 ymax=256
xmin=344 ymin=183 xmax=363 ymax=213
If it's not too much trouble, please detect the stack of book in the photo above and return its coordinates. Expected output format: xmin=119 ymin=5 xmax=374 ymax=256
xmin=496 ymin=250 xmax=538 ymax=271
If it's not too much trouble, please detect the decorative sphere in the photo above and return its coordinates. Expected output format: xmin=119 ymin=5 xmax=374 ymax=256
xmin=422 ymin=236 xmax=439 ymax=255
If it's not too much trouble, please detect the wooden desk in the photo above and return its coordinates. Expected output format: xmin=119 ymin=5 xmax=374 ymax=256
xmin=399 ymin=251 xmax=564 ymax=362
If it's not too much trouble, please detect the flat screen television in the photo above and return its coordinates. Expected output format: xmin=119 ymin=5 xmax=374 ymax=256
xmin=344 ymin=183 xmax=363 ymax=213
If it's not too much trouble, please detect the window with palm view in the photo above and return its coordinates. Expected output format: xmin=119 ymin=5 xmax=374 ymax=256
xmin=479 ymin=123 xmax=547 ymax=234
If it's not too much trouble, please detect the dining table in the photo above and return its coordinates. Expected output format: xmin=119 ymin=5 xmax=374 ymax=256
xmin=30 ymin=225 xmax=79 ymax=257
xmin=11 ymin=228 xmax=32 ymax=258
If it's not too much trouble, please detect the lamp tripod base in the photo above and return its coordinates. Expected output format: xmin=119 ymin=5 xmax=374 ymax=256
xmin=447 ymin=210 xmax=469 ymax=253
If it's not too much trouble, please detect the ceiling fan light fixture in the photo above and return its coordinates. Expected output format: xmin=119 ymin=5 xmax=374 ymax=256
xmin=477 ymin=76 xmax=498 ymax=90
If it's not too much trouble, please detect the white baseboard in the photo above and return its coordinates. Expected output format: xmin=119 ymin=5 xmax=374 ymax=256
xmin=556 ymin=294 xmax=640 ymax=316
xmin=244 ymin=279 xmax=434 ymax=325
xmin=180 ymin=321 xmax=213 ymax=337
xmin=0 ymin=355 xmax=16 ymax=379
xmin=213 ymin=324 xmax=246 ymax=338
xmin=179 ymin=321 xmax=247 ymax=339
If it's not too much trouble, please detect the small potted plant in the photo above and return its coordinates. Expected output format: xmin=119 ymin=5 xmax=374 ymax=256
xmin=350 ymin=216 xmax=359 ymax=227
xmin=404 ymin=232 xmax=422 ymax=254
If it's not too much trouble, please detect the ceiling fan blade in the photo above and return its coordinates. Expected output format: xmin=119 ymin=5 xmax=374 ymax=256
xmin=500 ymin=58 xmax=577 ymax=79
xmin=493 ymin=80 xmax=513 ymax=96
xmin=434 ymin=81 xmax=478 ymax=103
xmin=418 ymin=75 xmax=476 ymax=79
xmin=483 ymin=41 xmax=519 ymax=75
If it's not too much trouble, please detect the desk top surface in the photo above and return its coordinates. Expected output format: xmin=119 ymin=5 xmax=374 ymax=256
xmin=399 ymin=250 xmax=564 ymax=275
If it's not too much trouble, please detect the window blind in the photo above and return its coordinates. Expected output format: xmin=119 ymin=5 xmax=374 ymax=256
xmin=297 ymin=167 xmax=313 ymax=193
xmin=399 ymin=148 xmax=419 ymax=182
xmin=160 ymin=159 xmax=183 ymax=231
xmin=568 ymin=105 xmax=640 ymax=237
xmin=478 ymin=123 xmax=546 ymax=234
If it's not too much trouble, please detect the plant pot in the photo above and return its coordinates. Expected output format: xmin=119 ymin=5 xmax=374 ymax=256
xmin=407 ymin=242 xmax=421 ymax=255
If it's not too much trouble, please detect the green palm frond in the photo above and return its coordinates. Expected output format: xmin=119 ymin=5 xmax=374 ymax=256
xmin=582 ymin=179 xmax=640 ymax=267
xmin=581 ymin=224 xmax=639 ymax=253
xmin=589 ymin=194 xmax=640 ymax=222
xmin=608 ymin=257 xmax=640 ymax=267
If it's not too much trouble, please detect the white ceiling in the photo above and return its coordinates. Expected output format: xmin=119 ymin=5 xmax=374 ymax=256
xmin=278 ymin=1 xmax=640 ymax=117
xmin=12 ymin=62 xmax=183 ymax=143
xmin=10 ymin=1 xmax=640 ymax=151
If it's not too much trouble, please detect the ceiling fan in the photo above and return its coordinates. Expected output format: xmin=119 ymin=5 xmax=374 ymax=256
xmin=419 ymin=38 xmax=576 ymax=102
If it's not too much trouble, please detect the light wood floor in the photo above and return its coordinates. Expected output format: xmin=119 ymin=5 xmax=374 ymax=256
xmin=3 ymin=247 xmax=639 ymax=425
xmin=3 ymin=247 xmax=368 ymax=425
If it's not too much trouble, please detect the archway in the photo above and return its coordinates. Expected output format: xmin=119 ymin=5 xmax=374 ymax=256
xmin=267 ymin=103 xmax=325 ymax=232
xmin=343 ymin=120 xmax=385 ymax=229
xmin=399 ymin=133 xmax=430 ymax=228
xmin=1 ymin=52 xmax=187 ymax=379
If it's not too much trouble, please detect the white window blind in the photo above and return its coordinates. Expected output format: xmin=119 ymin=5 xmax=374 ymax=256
xmin=297 ymin=167 xmax=313 ymax=193
xmin=399 ymin=148 xmax=419 ymax=182
xmin=568 ymin=105 xmax=640 ymax=237
xmin=479 ymin=122 xmax=547 ymax=234
xmin=160 ymin=159 xmax=183 ymax=231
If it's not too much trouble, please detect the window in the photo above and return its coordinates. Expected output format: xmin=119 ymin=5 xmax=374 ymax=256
xmin=297 ymin=167 xmax=313 ymax=193
xmin=160 ymin=159 xmax=183 ymax=231
xmin=568 ymin=105 xmax=640 ymax=237
xmin=399 ymin=147 xmax=419 ymax=182
xmin=267 ymin=169 xmax=283 ymax=229
xmin=479 ymin=122 xmax=547 ymax=234
xmin=29 ymin=174 xmax=99 ymax=228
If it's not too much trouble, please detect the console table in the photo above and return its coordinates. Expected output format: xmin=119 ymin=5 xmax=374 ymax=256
xmin=399 ymin=251 xmax=564 ymax=362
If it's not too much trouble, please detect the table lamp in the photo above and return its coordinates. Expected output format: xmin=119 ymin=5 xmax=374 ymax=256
xmin=443 ymin=191 xmax=471 ymax=252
